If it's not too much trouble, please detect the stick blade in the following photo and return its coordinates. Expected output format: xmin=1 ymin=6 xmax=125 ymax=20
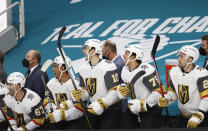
xmin=151 ymin=35 xmax=160 ymax=58
xmin=41 ymin=59 xmax=53 ymax=72
xmin=57 ymin=26 xmax=67 ymax=47
xmin=57 ymin=26 xmax=67 ymax=60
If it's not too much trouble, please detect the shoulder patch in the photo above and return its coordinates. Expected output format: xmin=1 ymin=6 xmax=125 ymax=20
xmin=196 ymin=66 xmax=203 ymax=71
xmin=27 ymin=93 xmax=35 ymax=100
xmin=140 ymin=65 xmax=149 ymax=70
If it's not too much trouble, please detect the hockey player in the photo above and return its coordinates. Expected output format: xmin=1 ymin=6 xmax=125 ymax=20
xmin=43 ymin=56 xmax=84 ymax=129
xmin=82 ymin=39 xmax=93 ymax=61
xmin=4 ymin=72 xmax=45 ymax=130
xmin=158 ymin=45 xmax=208 ymax=128
xmin=117 ymin=44 xmax=166 ymax=128
xmin=71 ymin=39 xmax=121 ymax=129
xmin=0 ymin=83 xmax=8 ymax=123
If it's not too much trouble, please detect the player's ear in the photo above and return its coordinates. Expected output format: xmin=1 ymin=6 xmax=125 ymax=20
xmin=90 ymin=48 xmax=95 ymax=54
xmin=187 ymin=57 xmax=193 ymax=63
xmin=60 ymin=64 xmax=66 ymax=71
xmin=16 ymin=83 xmax=21 ymax=90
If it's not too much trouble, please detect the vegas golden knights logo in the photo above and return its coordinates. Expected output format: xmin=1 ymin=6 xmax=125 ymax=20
xmin=178 ymin=85 xmax=189 ymax=104
xmin=55 ymin=93 xmax=68 ymax=106
xmin=86 ymin=77 xmax=97 ymax=97
xmin=14 ymin=112 xmax=26 ymax=127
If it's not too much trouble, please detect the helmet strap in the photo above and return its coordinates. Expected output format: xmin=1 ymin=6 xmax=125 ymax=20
xmin=58 ymin=66 xmax=67 ymax=80
xmin=125 ymin=54 xmax=136 ymax=67
xmin=184 ymin=56 xmax=193 ymax=70
xmin=13 ymin=84 xmax=22 ymax=97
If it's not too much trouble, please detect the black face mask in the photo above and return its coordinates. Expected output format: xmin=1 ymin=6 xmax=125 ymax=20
xmin=22 ymin=58 xmax=29 ymax=67
xmin=102 ymin=55 xmax=109 ymax=60
xmin=199 ymin=47 xmax=207 ymax=56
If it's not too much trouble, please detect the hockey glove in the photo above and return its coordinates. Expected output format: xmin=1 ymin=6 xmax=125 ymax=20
xmin=71 ymin=89 xmax=83 ymax=101
xmin=48 ymin=108 xmax=66 ymax=123
xmin=158 ymin=95 xmax=171 ymax=108
xmin=44 ymin=103 xmax=57 ymax=113
xmin=117 ymin=83 xmax=130 ymax=99
xmin=187 ymin=111 xmax=204 ymax=128
xmin=128 ymin=99 xmax=147 ymax=114
xmin=88 ymin=98 xmax=108 ymax=115
xmin=60 ymin=100 xmax=74 ymax=110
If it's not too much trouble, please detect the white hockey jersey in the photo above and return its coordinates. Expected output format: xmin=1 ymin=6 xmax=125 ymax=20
xmin=168 ymin=65 xmax=208 ymax=115
xmin=121 ymin=63 xmax=166 ymax=107
xmin=0 ymin=110 xmax=4 ymax=122
xmin=44 ymin=78 xmax=84 ymax=121
xmin=79 ymin=59 xmax=120 ymax=103
xmin=0 ymin=83 xmax=8 ymax=122
xmin=4 ymin=88 xmax=45 ymax=130
xmin=44 ymin=78 xmax=79 ymax=107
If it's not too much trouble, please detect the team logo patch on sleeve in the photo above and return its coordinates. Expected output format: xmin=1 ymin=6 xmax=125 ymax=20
xmin=196 ymin=67 xmax=203 ymax=71
xmin=27 ymin=93 xmax=34 ymax=100
xmin=141 ymin=65 xmax=148 ymax=70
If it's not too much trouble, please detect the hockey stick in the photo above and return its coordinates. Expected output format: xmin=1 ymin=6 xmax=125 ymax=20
xmin=0 ymin=84 xmax=13 ymax=131
xmin=151 ymin=35 xmax=172 ymax=127
xmin=40 ymin=59 xmax=53 ymax=113
xmin=57 ymin=26 xmax=93 ymax=129
xmin=0 ymin=105 xmax=13 ymax=131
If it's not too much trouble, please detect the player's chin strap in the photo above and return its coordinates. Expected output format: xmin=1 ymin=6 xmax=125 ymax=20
xmin=87 ymin=50 xmax=91 ymax=63
xmin=125 ymin=54 xmax=136 ymax=67
xmin=87 ymin=50 xmax=97 ymax=63
xmin=183 ymin=56 xmax=194 ymax=70
xmin=58 ymin=67 xmax=67 ymax=80
xmin=13 ymin=84 xmax=22 ymax=97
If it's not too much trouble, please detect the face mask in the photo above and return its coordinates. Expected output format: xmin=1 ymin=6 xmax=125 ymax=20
xmin=22 ymin=58 xmax=29 ymax=67
xmin=102 ymin=50 xmax=110 ymax=60
xmin=102 ymin=55 xmax=109 ymax=60
xmin=199 ymin=47 xmax=206 ymax=56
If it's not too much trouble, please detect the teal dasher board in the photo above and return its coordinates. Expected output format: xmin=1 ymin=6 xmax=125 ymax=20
xmin=4 ymin=0 xmax=208 ymax=116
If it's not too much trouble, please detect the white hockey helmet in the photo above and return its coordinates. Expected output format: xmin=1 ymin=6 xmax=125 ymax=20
xmin=177 ymin=45 xmax=199 ymax=63
xmin=82 ymin=39 xmax=92 ymax=51
xmin=7 ymin=72 xmax=25 ymax=88
xmin=85 ymin=39 xmax=102 ymax=55
xmin=54 ymin=55 xmax=71 ymax=68
xmin=84 ymin=39 xmax=92 ymax=47
xmin=125 ymin=44 xmax=144 ymax=60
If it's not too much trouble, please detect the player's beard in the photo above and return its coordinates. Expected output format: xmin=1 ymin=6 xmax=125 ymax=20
xmin=178 ymin=61 xmax=185 ymax=69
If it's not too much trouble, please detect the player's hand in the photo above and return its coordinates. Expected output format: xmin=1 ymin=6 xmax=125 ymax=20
xmin=117 ymin=83 xmax=130 ymax=99
xmin=48 ymin=109 xmax=66 ymax=123
xmin=128 ymin=99 xmax=147 ymax=114
xmin=44 ymin=103 xmax=57 ymax=114
xmin=158 ymin=96 xmax=169 ymax=108
xmin=187 ymin=112 xmax=204 ymax=128
xmin=71 ymin=89 xmax=83 ymax=101
xmin=88 ymin=98 xmax=107 ymax=115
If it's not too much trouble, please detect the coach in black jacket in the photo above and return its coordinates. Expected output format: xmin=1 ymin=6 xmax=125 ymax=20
xmin=23 ymin=50 xmax=49 ymax=100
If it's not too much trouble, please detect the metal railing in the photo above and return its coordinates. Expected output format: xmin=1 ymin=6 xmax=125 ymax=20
xmin=0 ymin=0 xmax=25 ymax=39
